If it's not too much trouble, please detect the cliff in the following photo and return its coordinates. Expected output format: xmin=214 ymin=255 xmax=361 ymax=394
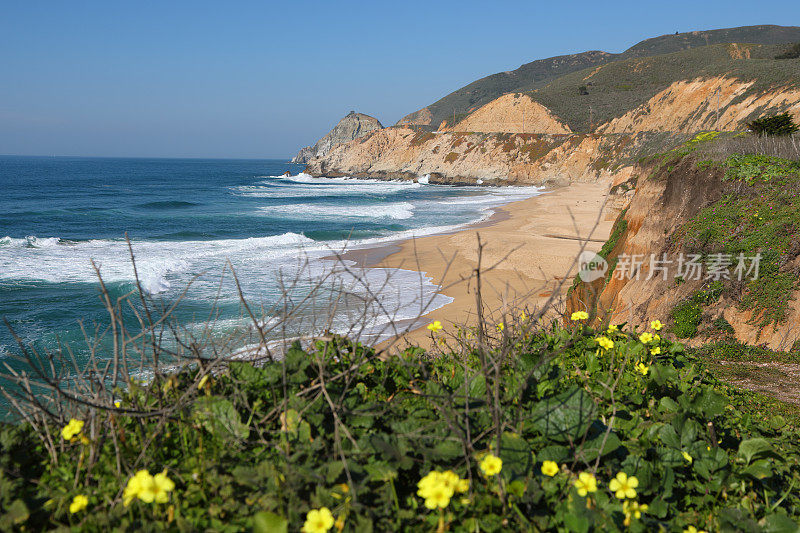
xmin=303 ymin=127 xmax=684 ymax=185
xmin=292 ymin=111 xmax=383 ymax=163
xmin=567 ymin=134 xmax=800 ymax=350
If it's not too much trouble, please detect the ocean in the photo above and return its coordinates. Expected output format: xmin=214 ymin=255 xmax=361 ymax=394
xmin=0 ymin=156 xmax=542 ymax=380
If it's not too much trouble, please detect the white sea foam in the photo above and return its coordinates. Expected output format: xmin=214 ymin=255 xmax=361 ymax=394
xmin=259 ymin=201 xmax=415 ymax=220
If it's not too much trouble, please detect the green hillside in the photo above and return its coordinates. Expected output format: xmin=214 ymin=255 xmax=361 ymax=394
xmin=527 ymin=43 xmax=800 ymax=132
xmin=402 ymin=25 xmax=800 ymax=128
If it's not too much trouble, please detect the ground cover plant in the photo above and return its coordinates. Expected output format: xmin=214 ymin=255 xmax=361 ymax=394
xmin=3 ymin=307 xmax=800 ymax=532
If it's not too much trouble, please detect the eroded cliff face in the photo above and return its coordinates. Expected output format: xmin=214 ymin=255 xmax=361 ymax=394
xmin=303 ymin=127 xmax=663 ymax=185
xmin=599 ymin=77 xmax=800 ymax=134
xmin=293 ymin=112 xmax=383 ymax=164
xmin=567 ymin=157 xmax=800 ymax=350
xmin=441 ymin=93 xmax=571 ymax=134
xmin=303 ymin=77 xmax=799 ymax=184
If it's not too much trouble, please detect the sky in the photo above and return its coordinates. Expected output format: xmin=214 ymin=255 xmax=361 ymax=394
xmin=1 ymin=1 xmax=799 ymax=159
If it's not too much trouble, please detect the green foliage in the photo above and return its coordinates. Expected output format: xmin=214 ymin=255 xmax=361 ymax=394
xmin=775 ymin=43 xmax=800 ymax=60
xmin=670 ymin=282 xmax=724 ymax=339
xmin=748 ymin=113 xmax=800 ymax=137
xmin=5 ymin=323 xmax=800 ymax=531
xmin=679 ymin=154 xmax=800 ymax=329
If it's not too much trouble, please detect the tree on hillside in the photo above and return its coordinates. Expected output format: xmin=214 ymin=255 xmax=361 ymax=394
xmin=747 ymin=112 xmax=799 ymax=136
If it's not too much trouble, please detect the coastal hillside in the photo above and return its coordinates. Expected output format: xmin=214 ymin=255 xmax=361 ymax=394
xmin=299 ymin=30 xmax=800 ymax=184
xmin=399 ymin=25 xmax=800 ymax=129
xmin=292 ymin=111 xmax=383 ymax=163
xmin=567 ymin=133 xmax=800 ymax=351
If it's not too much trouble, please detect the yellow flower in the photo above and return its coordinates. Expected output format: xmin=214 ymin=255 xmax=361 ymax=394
xmin=607 ymin=324 xmax=619 ymax=333
xmin=650 ymin=320 xmax=663 ymax=331
xmin=61 ymin=419 xmax=84 ymax=441
xmin=573 ymin=472 xmax=597 ymax=496
xmin=571 ymin=311 xmax=589 ymax=321
xmin=609 ymin=472 xmax=638 ymax=499
xmin=456 ymin=478 xmax=470 ymax=493
xmin=496 ymin=322 xmax=504 ymax=332
xmin=427 ymin=320 xmax=443 ymax=333
xmin=113 ymin=400 xmax=121 ymax=408
xmin=302 ymin=507 xmax=335 ymax=533
xmin=595 ymin=336 xmax=614 ymax=351
xmin=653 ymin=334 xmax=661 ymax=342
xmin=69 ymin=494 xmax=88 ymax=514
xmin=335 ymin=516 xmax=345 ymax=532
xmin=123 ymin=470 xmax=152 ymax=506
xmin=682 ymin=451 xmax=693 ymax=464
xmin=520 ymin=311 xmax=527 ymax=322
xmin=635 ymin=362 xmax=649 ymax=375
xmin=541 ymin=461 xmax=559 ymax=477
xmin=479 ymin=454 xmax=503 ymax=476
xmin=197 ymin=375 xmax=209 ymax=390
xmin=151 ymin=471 xmax=176 ymax=503
xmin=639 ymin=332 xmax=654 ymax=344
xmin=650 ymin=347 xmax=661 ymax=356
xmin=423 ymin=484 xmax=452 ymax=509
xmin=684 ymin=527 xmax=708 ymax=533
xmin=623 ymin=500 xmax=648 ymax=525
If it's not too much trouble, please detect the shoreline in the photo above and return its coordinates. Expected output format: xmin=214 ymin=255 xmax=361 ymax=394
xmin=338 ymin=180 xmax=618 ymax=351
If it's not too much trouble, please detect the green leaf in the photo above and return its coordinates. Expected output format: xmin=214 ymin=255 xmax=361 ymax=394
xmin=364 ymin=462 xmax=397 ymax=483
xmin=650 ymin=364 xmax=679 ymax=387
xmin=738 ymin=438 xmax=774 ymax=464
xmin=531 ymin=387 xmax=596 ymax=442
xmin=761 ymin=513 xmax=800 ymax=533
xmin=577 ymin=431 xmax=621 ymax=463
xmin=691 ymin=388 xmax=727 ymax=417
xmin=499 ymin=432 xmax=533 ymax=481
xmin=253 ymin=511 xmax=288 ymax=533
xmin=192 ymin=396 xmax=250 ymax=442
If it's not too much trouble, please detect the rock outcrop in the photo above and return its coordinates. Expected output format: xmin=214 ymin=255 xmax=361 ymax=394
xmin=303 ymin=126 xmax=680 ymax=185
xmin=599 ymin=77 xmax=800 ymax=134
xmin=292 ymin=112 xmax=383 ymax=164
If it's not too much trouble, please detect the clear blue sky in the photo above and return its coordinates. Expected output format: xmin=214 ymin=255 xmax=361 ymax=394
xmin=1 ymin=1 xmax=798 ymax=158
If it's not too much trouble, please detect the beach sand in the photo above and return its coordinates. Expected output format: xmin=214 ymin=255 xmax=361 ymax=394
xmin=358 ymin=180 xmax=618 ymax=351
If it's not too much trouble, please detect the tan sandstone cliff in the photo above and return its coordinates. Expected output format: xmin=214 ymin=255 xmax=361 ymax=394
xmin=302 ymin=76 xmax=800 ymax=185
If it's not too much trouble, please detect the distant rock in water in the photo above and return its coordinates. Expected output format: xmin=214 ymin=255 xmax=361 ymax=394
xmin=293 ymin=111 xmax=383 ymax=163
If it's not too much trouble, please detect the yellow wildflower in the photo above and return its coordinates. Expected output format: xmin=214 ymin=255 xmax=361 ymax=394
xmin=653 ymin=334 xmax=661 ymax=342
xmin=61 ymin=419 xmax=84 ymax=441
xmin=335 ymin=516 xmax=345 ymax=532
xmin=682 ymin=451 xmax=693 ymax=464
xmin=571 ymin=311 xmax=589 ymax=321
xmin=302 ymin=507 xmax=335 ymax=533
xmin=651 ymin=347 xmax=661 ymax=356
xmin=636 ymin=362 xmax=649 ymax=375
xmin=607 ymin=324 xmax=619 ymax=333
xmin=609 ymin=472 xmax=638 ymax=499
xmin=541 ymin=461 xmax=559 ymax=477
xmin=623 ymin=500 xmax=648 ymax=525
xmin=423 ymin=484 xmax=452 ymax=509
xmin=684 ymin=527 xmax=708 ymax=533
xmin=427 ymin=320 xmax=443 ymax=333
xmin=496 ymin=322 xmax=504 ymax=332
xmin=520 ymin=311 xmax=527 ymax=322
xmin=69 ymin=494 xmax=88 ymax=514
xmin=114 ymin=400 xmax=121 ymax=408
xmin=595 ymin=336 xmax=614 ymax=351
xmin=573 ymin=472 xmax=598 ymax=496
xmin=639 ymin=332 xmax=654 ymax=344
xmin=123 ymin=470 xmax=152 ymax=506
xmin=456 ymin=478 xmax=470 ymax=493
xmin=650 ymin=320 xmax=663 ymax=331
xmin=479 ymin=454 xmax=503 ymax=476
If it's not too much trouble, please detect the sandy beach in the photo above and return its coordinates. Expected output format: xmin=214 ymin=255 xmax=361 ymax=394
xmin=358 ymin=180 xmax=618 ymax=351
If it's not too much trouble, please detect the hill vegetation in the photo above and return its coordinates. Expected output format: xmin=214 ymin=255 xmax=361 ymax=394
xmin=400 ymin=25 xmax=800 ymax=129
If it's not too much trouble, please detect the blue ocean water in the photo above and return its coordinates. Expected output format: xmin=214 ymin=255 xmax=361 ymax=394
xmin=0 ymin=156 xmax=541 ymax=374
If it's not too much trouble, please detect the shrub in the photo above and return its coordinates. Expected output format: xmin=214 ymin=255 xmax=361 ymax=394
xmin=4 ymin=317 xmax=800 ymax=531
xmin=775 ymin=42 xmax=800 ymax=59
xmin=747 ymin=113 xmax=800 ymax=137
